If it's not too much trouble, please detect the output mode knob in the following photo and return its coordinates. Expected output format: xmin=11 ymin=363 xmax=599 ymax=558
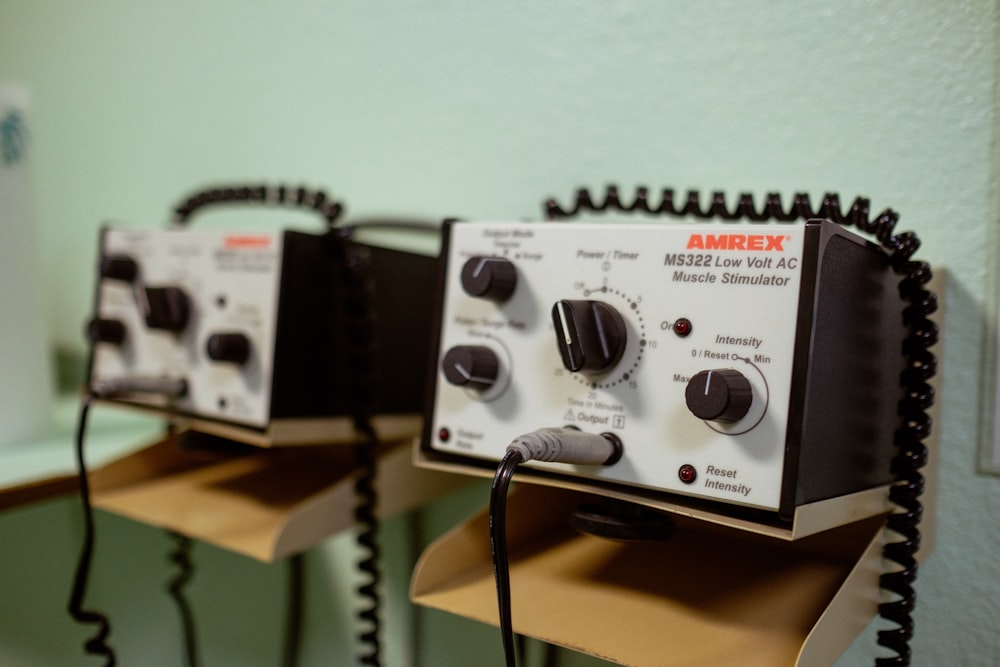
xmin=551 ymin=299 xmax=627 ymax=375
xmin=685 ymin=369 xmax=753 ymax=423
xmin=441 ymin=345 xmax=499 ymax=391
xmin=460 ymin=256 xmax=517 ymax=302
xmin=99 ymin=255 xmax=139 ymax=282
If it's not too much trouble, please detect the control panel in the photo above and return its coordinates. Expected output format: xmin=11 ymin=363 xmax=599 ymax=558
xmin=87 ymin=226 xmax=437 ymax=444
xmin=421 ymin=220 xmax=906 ymax=520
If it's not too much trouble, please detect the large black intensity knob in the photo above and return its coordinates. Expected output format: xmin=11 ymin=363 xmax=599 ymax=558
xmin=441 ymin=345 xmax=499 ymax=391
xmin=685 ymin=369 xmax=753 ymax=423
xmin=460 ymin=256 xmax=517 ymax=301
xmin=551 ymin=300 xmax=627 ymax=375
xmin=206 ymin=333 xmax=252 ymax=365
xmin=143 ymin=286 xmax=191 ymax=332
xmin=86 ymin=318 xmax=127 ymax=345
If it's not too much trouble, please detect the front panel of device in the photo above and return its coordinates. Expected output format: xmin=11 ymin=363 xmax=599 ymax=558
xmin=425 ymin=221 xmax=814 ymax=511
xmin=87 ymin=227 xmax=287 ymax=428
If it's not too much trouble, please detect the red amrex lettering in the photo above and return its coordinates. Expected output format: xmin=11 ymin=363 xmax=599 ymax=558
xmin=686 ymin=234 xmax=786 ymax=251
xmin=224 ymin=235 xmax=273 ymax=249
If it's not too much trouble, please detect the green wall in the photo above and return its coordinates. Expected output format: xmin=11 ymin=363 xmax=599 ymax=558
xmin=1 ymin=1 xmax=998 ymax=665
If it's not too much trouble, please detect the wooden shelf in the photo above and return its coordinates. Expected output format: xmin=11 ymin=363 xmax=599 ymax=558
xmin=90 ymin=432 xmax=468 ymax=562
xmin=411 ymin=484 xmax=890 ymax=667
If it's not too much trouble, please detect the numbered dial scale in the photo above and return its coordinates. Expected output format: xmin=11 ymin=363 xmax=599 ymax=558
xmin=422 ymin=220 xmax=905 ymax=519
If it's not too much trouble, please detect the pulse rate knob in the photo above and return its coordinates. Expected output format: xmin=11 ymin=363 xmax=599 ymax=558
xmin=442 ymin=345 xmax=499 ymax=391
xmin=685 ymin=369 xmax=753 ymax=423
xmin=552 ymin=300 xmax=627 ymax=375
xmin=206 ymin=332 xmax=252 ymax=365
xmin=460 ymin=256 xmax=517 ymax=301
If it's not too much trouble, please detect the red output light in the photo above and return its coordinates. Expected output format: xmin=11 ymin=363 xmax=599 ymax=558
xmin=438 ymin=427 xmax=451 ymax=443
xmin=678 ymin=464 xmax=697 ymax=484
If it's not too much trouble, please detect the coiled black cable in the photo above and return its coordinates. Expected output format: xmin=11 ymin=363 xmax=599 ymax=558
xmin=68 ymin=392 xmax=117 ymax=666
xmin=166 ymin=531 xmax=200 ymax=667
xmin=545 ymin=185 xmax=937 ymax=667
xmin=167 ymin=182 xmax=385 ymax=665
xmin=333 ymin=231 xmax=384 ymax=666
xmin=171 ymin=184 xmax=345 ymax=229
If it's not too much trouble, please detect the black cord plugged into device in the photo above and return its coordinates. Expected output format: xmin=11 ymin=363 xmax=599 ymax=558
xmin=69 ymin=377 xmax=188 ymax=666
xmin=545 ymin=185 xmax=937 ymax=667
xmin=489 ymin=428 xmax=623 ymax=667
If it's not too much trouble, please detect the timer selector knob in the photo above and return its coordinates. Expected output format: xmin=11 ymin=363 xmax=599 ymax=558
xmin=143 ymin=286 xmax=191 ymax=332
xmin=86 ymin=318 xmax=127 ymax=345
xmin=460 ymin=256 xmax=517 ymax=302
xmin=206 ymin=333 xmax=252 ymax=365
xmin=685 ymin=369 xmax=753 ymax=423
xmin=441 ymin=345 xmax=499 ymax=391
xmin=552 ymin=299 xmax=627 ymax=375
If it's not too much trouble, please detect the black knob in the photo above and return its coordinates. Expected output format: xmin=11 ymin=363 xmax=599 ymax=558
xmin=685 ymin=369 xmax=753 ymax=423
xmin=460 ymin=256 xmax=517 ymax=301
xmin=441 ymin=345 xmax=499 ymax=391
xmin=143 ymin=286 xmax=190 ymax=332
xmin=100 ymin=255 xmax=139 ymax=282
xmin=206 ymin=333 xmax=252 ymax=365
xmin=552 ymin=300 xmax=627 ymax=375
xmin=86 ymin=318 xmax=127 ymax=345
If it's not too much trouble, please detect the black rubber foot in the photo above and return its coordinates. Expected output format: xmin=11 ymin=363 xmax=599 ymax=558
xmin=569 ymin=499 xmax=676 ymax=542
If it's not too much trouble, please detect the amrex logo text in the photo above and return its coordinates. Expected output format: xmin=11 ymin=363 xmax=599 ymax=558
xmin=686 ymin=234 xmax=789 ymax=251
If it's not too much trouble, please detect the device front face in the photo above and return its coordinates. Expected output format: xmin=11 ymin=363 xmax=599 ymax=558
xmin=423 ymin=221 xmax=822 ymax=512
xmin=87 ymin=227 xmax=287 ymax=428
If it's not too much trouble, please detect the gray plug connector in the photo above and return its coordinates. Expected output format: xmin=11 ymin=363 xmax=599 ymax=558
xmin=506 ymin=427 xmax=622 ymax=466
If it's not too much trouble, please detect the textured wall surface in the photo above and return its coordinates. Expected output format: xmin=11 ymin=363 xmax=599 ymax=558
xmin=0 ymin=1 xmax=997 ymax=665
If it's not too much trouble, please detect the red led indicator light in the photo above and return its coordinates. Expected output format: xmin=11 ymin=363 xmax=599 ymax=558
xmin=438 ymin=427 xmax=451 ymax=443
xmin=673 ymin=318 xmax=692 ymax=337
xmin=678 ymin=464 xmax=697 ymax=484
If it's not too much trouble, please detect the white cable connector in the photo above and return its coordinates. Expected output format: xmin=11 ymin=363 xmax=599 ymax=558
xmin=506 ymin=427 xmax=622 ymax=466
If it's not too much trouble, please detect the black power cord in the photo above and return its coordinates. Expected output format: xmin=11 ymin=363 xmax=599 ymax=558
xmin=166 ymin=531 xmax=200 ymax=667
xmin=489 ymin=429 xmax=622 ymax=667
xmin=544 ymin=185 xmax=937 ymax=667
xmin=70 ymin=378 xmax=189 ymax=666
xmin=283 ymin=553 xmax=306 ymax=667
xmin=68 ymin=392 xmax=117 ymax=666
xmin=332 ymin=231 xmax=385 ymax=666
xmin=490 ymin=449 xmax=523 ymax=667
